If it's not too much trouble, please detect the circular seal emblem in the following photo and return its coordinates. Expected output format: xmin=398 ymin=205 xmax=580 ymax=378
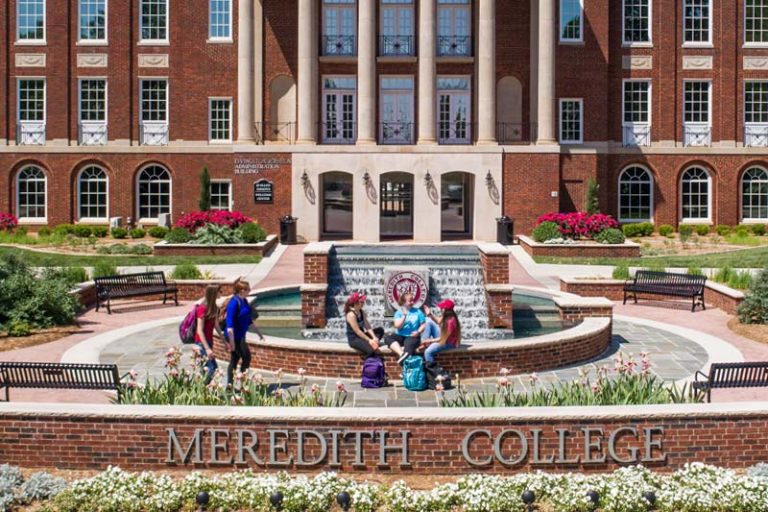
xmin=385 ymin=271 xmax=428 ymax=311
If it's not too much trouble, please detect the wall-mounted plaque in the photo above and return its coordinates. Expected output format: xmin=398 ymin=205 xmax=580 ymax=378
xmin=235 ymin=157 xmax=290 ymax=175
xmin=254 ymin=179 xmax=274 ymax=204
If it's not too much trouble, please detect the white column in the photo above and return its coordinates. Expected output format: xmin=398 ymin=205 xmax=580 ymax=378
xmin=237 ymin=0 xmax=255 ymax=142
xmin=476 ymin=0 xmax=496 ymax=144
xmin=536 ymin=0 xmax=557 ymax=144
xmin=297 ymin=0 xmax=318 ymax=144
xmin=417 ymin=0 xmax=437 ymax=144
xmin=253 ymin=0 xmax=264 ymax=141
xmin=357 ymin=0 xmax=376 ymax=144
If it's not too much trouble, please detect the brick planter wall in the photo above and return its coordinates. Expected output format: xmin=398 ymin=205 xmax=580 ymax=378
xmin=304 ymin=243 xmax=332 ymax=285
xmin=519 ymin=235 xmax=641 ymax=258
xmin=152 ymin=235 xmax=278 ymax=258
xmin=301 ymin=285 xmax=328 ymax=328
xmin=478 ymin=244 xmax=510 ymax=285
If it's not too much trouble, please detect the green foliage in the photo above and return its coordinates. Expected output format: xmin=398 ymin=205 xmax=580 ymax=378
xmin=148 ymin=226 xmax=169 ymax=239
xmin=621 ymin=222 xmax=654 ymax=238
xmin=750 ymin=223 xmax=767 ymax=236
xmin=728 ymin=271 xmax=753 ymax=290
xmin=686 ymin=266 xmax=704 ymax=276
xmin=735 ymin=225 xmax=750 ymax=237
xmin=71 ymin=225 xmax=93 ymax=238
xmin=694 ymin=224 xmax=711 ymax=236
xmin=532 ymin=221 xmax=561 ymax=242
xmin=170 ymin=264 xmax=202 ymax=280
xmin=716 ymin=224 xmax=732 ymax=236
xmin=714 ymin=266 xmax=735 ymax=284
xmin=110 ymin=227 xmax=127 ymax=239
xmin=191 ymin=223 xmax=243 ymax=245
xmin=57 ymin=266 xmax=89 ymax=284
xmin=612 ymin=264 xmax=630 ymax=280
xmin=91 ymin=226 xmax=108 ymax=238
xmin=15 ymin=227 xmax=27 ymax=236
xmin=594 ymin=228 xmax=625 ymax=245
xmin=164 ymin=227 xmax=192 ymax=244
xmin=92 ymin=261 xmax=118 ymax=279
xmin=738 ymin=267 xmax=768 ymax=324
xmin=37 ymin=227 xmax=52 ymax=237
xmin=8 ymin=319 xmax=32 ymax=337
xmin=199 ymin=167 xmax=211 ymax=211
xmin=236 ymin=222 xmax=267 ymax=244
xmin=584 ymin=177 xmax=600 ymax=215
xmin=53 ymin=224 xmax=76 ymax=236
xmin=678 ymin=224 xmax=694 ymax=243
xmin=658 ymin=224 xmax=674 ymax=237
xmin=130 ymin=243 xmax=153 ymax=255
xmin=128 ymin=228 xmax=146 ymax=239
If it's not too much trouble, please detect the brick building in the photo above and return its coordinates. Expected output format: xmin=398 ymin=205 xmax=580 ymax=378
xmin=2 ymin=0 xmax=768 ymax=241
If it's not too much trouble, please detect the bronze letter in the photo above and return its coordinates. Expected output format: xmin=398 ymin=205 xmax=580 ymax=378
xmin=461 ymin=430 xmax=493 ymax=466
xmin=607 ymin=427 xmax=639 ymax=463
xmin=166 ymin=428 xmax=204 ymax=464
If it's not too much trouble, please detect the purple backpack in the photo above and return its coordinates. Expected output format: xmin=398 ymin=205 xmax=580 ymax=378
xmin=361 ymin=356 xmax=386 ymax=388
xmin=179 ymin=306 xmax=198 ymax=344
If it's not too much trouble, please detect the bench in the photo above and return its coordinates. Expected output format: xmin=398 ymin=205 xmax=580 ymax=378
xmin=623 ymin=270 xmax=707 ymax=312
xmin=94 ymin=271 xmax=178 ymax=314
xmin=693 ymin=362 xmax=768 ymax=402
xmin=0 ymin=362 xmax=124 ymax=402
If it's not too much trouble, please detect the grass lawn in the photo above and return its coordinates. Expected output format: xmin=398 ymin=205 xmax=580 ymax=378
xmin=534 ymin=245 xmax=768 ymax=268
xmin=0 ymin=246 xmax=263 ymax=267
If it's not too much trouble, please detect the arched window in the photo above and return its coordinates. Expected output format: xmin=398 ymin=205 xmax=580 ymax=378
xmin=618 ymin=165 xmax=653 ymax=222
xmin=78 ymin=166 xmax=108 ymax=220
xmin=742 ymin=167 xmax=768 ymax=221
xmin=137 ymin=165 xmax=171 ymax=220
xmin=17 ymin=165 xmax=47 ymax=220
xmin=680 ymin=166 xmax=711 ymax=222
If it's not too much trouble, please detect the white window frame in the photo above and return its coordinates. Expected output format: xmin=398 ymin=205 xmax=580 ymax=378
xmin=208 ymin=0 xmax=232 ymax=42
xmin=139 ymin=0 xmax=169 ymax=44
xmin=622 ymin=0 xmax=652 ymax=46
xmin=208 ymin=97 xmax=232 ymax=143
xmin=436 ymin=75 xmax=472 ymax=144
xmin=744 ymin=80 xmax=768 ymax=147
xmin=16 ymin=0 xmax=46 ymax=44
xmin=321 ymin=75 xmax=357 ymax=144
xmin=209 ymin=180 xmax=233 ymax=211
xmin=16 ymin=77 xmax=46 ymax=145
xmin=559 ymin=0 xmax=583 ymax=43
xmin=683 ymin=80 xmax=712 ymax=146
xmin=741 ymin=166 xmax=768 ymax=222
xmin=16 ymin=166 xmax=48 ymax=223
xmin=679 ymin=166 xmax=712 ymax=224
xmin=559 ymin=98 xmax=583 ymax=144
xmin=618 ymin=165 xmax=655 ymax=223
xmin=622 ymin=79 xmax=652 ymax=146
xmin=77 ymin=0 xmax=107 ymax=44
xmin=380 ymin=0 xmax=415 ymax=56
xmin=139 ymin=78 xmax=169 ymax=145
xmin=682 ymin=0 xmax=713 ymax=47
xmin=745 ymin=0 xmax=768 ymax=47
xmin=77 ymin=165 xmax=109 ymax=222
xmin=436 ymin=0 xmax=472 ymax=56
xmin=322 ymin=0 xmax=357 ymax=56
xmin=78 ymin=78 xmax=108 ymax=145
xmin=136 ymin=164 xmax=172 ymax=222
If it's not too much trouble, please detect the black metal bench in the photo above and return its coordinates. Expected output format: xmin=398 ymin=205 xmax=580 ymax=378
xmin=623 ymin=270 xmax=707 ymax=312
xmin=0 ymin=362 xmax=124 ymax=401
xmin=94 ymin=271 xmax=178 ymax=314
xmin=693 ymin=362 xmax=768 ymax=402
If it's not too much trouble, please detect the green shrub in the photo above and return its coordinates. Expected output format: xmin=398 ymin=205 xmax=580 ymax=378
xmin=57 ymin=266 xmax=89 ymax=284
xmin=686 ymin=266 xmax=704 ymax=276
xmin=716 ymin=224 xmax=731 ymax=236
xmin=72 ymin=225 xmax=92 ymax=238
xmin=129 ymin=228 xmax=146 ymax=239
xmin=678 ymin=224 xmax=694 ymax=242
xmin=594 ymin=228 xmax=625 ymax=245
xmin=694 ymin=224 xmax=711 ymax=236
xmin=148 ymin=226 xmax=169 ymax=239
xmin=15 ymin=227 xmax=27 ymax=236
xmin=738 ymin=267 xmax=768 ymax=324
xmin=621 ymin=222 xmax=654 ymax=238
xmin=130 ymin=243 xmax=153 ymax=255
xmin=170 ymin=264 xmax=202 ymax=280
xmin=750 ymin=223 xmax=767 ymax=236
xmin=8 ymin=319 xmax=32 ymax=337
xmin=612 ymin=264 xmax=630 ymax=280
xmin=53 ymin=224 xmax=76 ymax=236
xmin=111 ymin=227 xmax=127 ymax=239
xmin=729 ymin=271 xmax=754 ymax=290
xmin=92 ymin=261 xmax=118 ymax=278
xmin=714 ymin=266 xmax=735 ymax=284
xmin=532 ymin=221 xmax=561 ymax=242
xmin=237 ymin=222 xmax=267 ymax=244
xmin=108 ymin=244 xmax=131 ymax=255
xmin=658 ymin=224 xmax=674 ymax=237
xmin=37 ymin=227 xmax=52 ymax=237
xmin=164 ymin=227 xmax=191 ymax=244
xmin=735 ymin=225 xmax=750 ymax=237
xmin=91 ymin=226 xmax=109 ymax=238
xmin=584 ymin=177 xmax=600 ymax=215
xmin=191 ymin=223 xmax=243 ymax=245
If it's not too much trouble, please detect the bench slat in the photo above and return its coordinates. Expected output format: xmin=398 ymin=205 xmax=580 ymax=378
xmin=0 ymin=362 xmax=122 ymax=399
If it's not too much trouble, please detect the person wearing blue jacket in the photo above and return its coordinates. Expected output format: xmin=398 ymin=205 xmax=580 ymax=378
xmin=224 ymin=278 xmax=264 ymax=386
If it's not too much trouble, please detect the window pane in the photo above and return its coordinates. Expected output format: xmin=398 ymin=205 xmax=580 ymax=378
xmin=742 ymin=167 xmax=768 ymax=219
xmin=209 ymin=0 xmax=231 ymax=39
xmin=623 ymin=81 xmax=650 ymax=123
xmin=624 ymin=0 xmax=650 ymax=43
xmin=79 ymin=79 xmax=106 ymax=122
xmin=17 ymin=166 xmax=47 ymax=219
xmin=209 ymin=99 xmax=231 ymax=141
xmin=79 ymin=0 xmax=106 ymax=40
xmin=619 ymin=166 xmax=652 ymax=221
xmin=18 ymin=0 xmax=45 ymax=40
xmin=684 ymin=0 xmax=710 ymax=43
xmin=560 ymin=0 xmax=582 ymax=41
xmin=681 ymin=167 xmax=710 ymax=220
xmin=141 ymin=0 xmax=168 ymax=41
xmin=137 ymin=166 xmax=171 ymax=219
xmin=78 ymin=166 xmax=108 ymax=219
xmin=746 ymin=0 xmax=768 ymax=43
xmin=140 ymin=80 xmax=168 ymax=121
xmin=560 ymin=100 xmax=582 ymax=142
xmin=18 ymin=80 xmax=46 ymax=122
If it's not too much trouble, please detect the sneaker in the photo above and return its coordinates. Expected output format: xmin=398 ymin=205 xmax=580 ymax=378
xmin=397 ymin=353 xmax=408 ymax=365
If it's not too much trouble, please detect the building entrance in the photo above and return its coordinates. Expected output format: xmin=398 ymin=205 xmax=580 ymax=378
xmin=441 ymin=172 xmax=473 ymax=239
xmin=380 ymin=172 xmax=413 ymax=239
xmin=321 ymin=172 xmax=353 ymax=239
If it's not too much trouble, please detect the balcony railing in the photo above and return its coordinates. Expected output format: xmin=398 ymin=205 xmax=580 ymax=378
xmin=257 ymin=121 xmax=296 ymax=144
xmin=683 ymin=123 xmax=711 ymax=147
xmin=322 ymin=35 xmax=356 ymax=56
xmin=623 ymin=123 xmax=651 ymax=147
xmin=437 ymin=35 xmax=471 ymax=57
xmin=437 ymin=121 xmax=473 ymax=145
xmin=745 ymin=123 xmax=768 ymax=147
xmin=17 ymin=121 xmax=46 ymax=145
xmin=379 ymin=122 xmax=414 ymax=144
xmin=320 ymin=121 xmax=356 ymax=144
xmin=79 ymin=121 xmax=107 ymax=146
xmin=379 ymin=35 xmax=414 ymax=56
xmin=140 ymin=122 xmax=169 ymax=146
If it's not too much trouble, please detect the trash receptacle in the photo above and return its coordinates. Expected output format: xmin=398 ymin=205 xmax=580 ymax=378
xmin=279 ymin=215 xmax=298 ymax=245
xmin=496 ymin=216 xmax=515 ymax=245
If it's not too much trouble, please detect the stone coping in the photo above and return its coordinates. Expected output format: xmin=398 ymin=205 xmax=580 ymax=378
xmin=2 ymin=401 xmax=768 ymax=421
xmin=518 ymin=234 xmax=641 ymax=249
xmin=155 ymin=234 xmax=276 ymax=249
xmin=300 ymin=284 xmax=328 ymax=292
xmin=484 ymin=283 xmax=613 ymax=309
xmin=560 ymin=276 xmax=745 ymax=299
xmin=303 ymin=241 xmax=334 ymax=255
xmin=476 ymin=242 xmax=511 ymax=255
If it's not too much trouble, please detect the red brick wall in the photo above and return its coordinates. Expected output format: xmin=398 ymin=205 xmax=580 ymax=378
xmin=304 ymin=253 xmax=329 ymax=285
xmin=479 ymin=251 xmax=509 ymax=285
xmin=503 ymin=153 xmax=560 ymax=234
xmin=485 ymin=289 xmax=513 ymax=329
xmin=301 ymin=288 xmax=327 ymax=329
xmin=263 ymin=0 xmax=297 ymax=132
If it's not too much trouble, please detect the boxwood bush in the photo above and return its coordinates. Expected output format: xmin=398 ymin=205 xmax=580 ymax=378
xmin=72 ymin=225 xmax=93 ymax=238
xmin=148 ymin=226 xmax=169 ymax=239
xmin=694 ymin=224 xmax=711 ymax=236
xmin=750 ymin=223 xmax=767 ymax=236
xmin=237 ymin=222 xmax=267 ymax=243
xmin=738 ymin=268 xmax=768 ymax=324
xmin=91 ymin=226 xmax=109 ymax=238
xmin=53 ymin=224 xmax=76 ymax=236
xmin=716 ymin=224 xmax=731 ymax=236
xmin=170 ymin=264 xmax=202 ymax=280
xmin=129 ymin=228 xmax=146 ymax=239
xmin=621 ymin=222 xmax=654 ymax=237
xmin=594 ymin=228 xmax=626 ymax=244
xmin=532 ymin=221 xmax=561 ymax=242
xmin=110 ymin=227 xmax=127 ymax=239
xmin=658 ymin=224 xmax=674 ymax=237
xmin=165 ymin=227 xmax=192 ymax=244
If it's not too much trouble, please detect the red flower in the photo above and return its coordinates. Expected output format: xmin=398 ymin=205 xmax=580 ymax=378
xmin=535 ymin=211 xmax=618 ymax=240
xmin=0 ymin=213 xmax=18 ymax=231
xmin=175 ymin=211 xmax=252 ymax=233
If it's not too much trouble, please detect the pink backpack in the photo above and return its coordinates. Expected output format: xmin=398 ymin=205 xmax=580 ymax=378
xmin=179 ymin=306 xmax=198 ymax=344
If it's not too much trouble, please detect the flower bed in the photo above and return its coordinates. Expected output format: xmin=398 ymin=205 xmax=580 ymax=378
xmin=153 ymin=234 xmax=278 ymax=257
xmin=519 ymin=235 xmax=641 ymax=258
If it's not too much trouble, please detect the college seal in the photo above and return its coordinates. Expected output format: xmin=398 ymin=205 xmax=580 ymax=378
xmin=385 ymin=271 xmax=429 ymax=312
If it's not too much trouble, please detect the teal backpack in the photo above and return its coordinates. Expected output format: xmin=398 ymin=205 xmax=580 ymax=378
xmin=401 ymin=356 xmax=427 ymax=391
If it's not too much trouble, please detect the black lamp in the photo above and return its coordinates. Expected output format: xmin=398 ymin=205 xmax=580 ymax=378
xmin=424 ymin=170 xmax=433 ymax=186
xmin=269 ymin=491 xmax=284 ymax=511
xmin=643 ymin=490 xmax=657 ymax=509
xmin=521 ymin=489 xmax=535 ymax=511
xmin=586 ymin=490 xmax=600 ymax=507
xmin=336 ymin=491 xmax=352 ymax=511
xmin=362 ymin=171 xmax=371 ymax=186
xmin=195 ymin=491 xmax=210 ymax=511
xmin=300 ymin=170 xmax=309 ymax=187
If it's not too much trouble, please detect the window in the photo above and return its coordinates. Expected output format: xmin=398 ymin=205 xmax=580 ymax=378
xmin=209 ymin=0 xmax=231 ymax=40
xmin=137 ymin=165 xmax=171 ymax=220
xmin=209 ymin=99 xmax=232 ymax=142
xmin=322 ymin=77 xmax=356 ymax=144
xmin=681 ymin=167 xmax=711 ymax=222
xmin=742 ymin=167 xmax=768 ymax=221
xmin=745 ymin=81 xmax=768 ymax=146
xmin=140 ymin=79 xmax=167 ymax=122
xmin=380 ymin=0 xmax=414 ymax=56
xmin=17 ymin=0 xmax=45 ymax=41
xmin=623 ymin=0 xmax=651 ymax=44
xmin=79 ymin=79 xmax=106 ymax=122
xmin=18 ymin=79 xmax=45 ymax=123
xmin=623 ymin=80 xmax=651 ymax=146
xmin=683 ymin=0 xmax=711 ymax=44
xmin=140 ymin=0 xmax=168 ymax=42
xmin=17 ymin=166 xmax=47 ymax=220
xmin=437 ymin=0 xmax=471 ymax=56
xmin=746 ymin=0 xmax=768 ymax=45
xmin=559 ymin=0 xmax=582 ymax=42
xmin=619 ymin=166 xmax=653 ymax=222
xmin=322 ymin=0 xmax=356 ymax=56
xmin=79 ymin=0 xmax=106 ymax=41
xmin=209 ymin=181 xmax=232 ymax=211
xmin=437 ymin=76 xmax=471 ymax=144
xmin=559 ymin=99 xmax=583 ymax=143
xmin=380 ymin=76 xmax=414 ymax=144
xmin=683 ymin=81 xmax=711 ymax=146
xmin=78 ymin=166 xmax=108 ymax=220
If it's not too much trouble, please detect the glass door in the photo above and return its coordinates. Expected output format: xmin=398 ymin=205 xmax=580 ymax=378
xmin=380 ymin=77 xmax=414 ymax=144
xmin=437 ymin=77 xmax=471 ymax=144
xmin=441 ymin=172 xmax=473 ymax=239
xmin=321 ymin=172 xmax=353 ymax=239
xmin=322 ymin=77 xmax=356 ymax=144
xmin=380 ymin=172 xmax=413 ymax=239
xmin=381 ymin=1 xmax=414 ymax=55
xmin=322 ymin=0 xmax=356 ymax=55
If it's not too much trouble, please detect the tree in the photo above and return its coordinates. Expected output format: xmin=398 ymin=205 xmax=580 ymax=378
xmin=585 ymin=178 xmax=600 ymax=215
xmin=199 ymin=167 xmax=211 ymax=211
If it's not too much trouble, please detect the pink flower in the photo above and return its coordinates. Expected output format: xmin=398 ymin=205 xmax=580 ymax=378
xmin=169 ymin=368 xmax=179 ymax=378
xmin=497 ymin=376 xmax=510 ymax=388
xmin=592 ymin=382 xmax=602 ymax=393
xmin=336 ymin=381 xmax=347 ymax=393
xmin=298 ymin=368 xmax=306 ymax=376
xmin=435 ymin=383 xmax=445 ymax=392
xmin=310 ymin=384 xmax=320 ymax=394
xmin=499 ymin=368 xmax=510 ymax=376
xmin=175 ymin=210 xmax=253 ymax=233
xmin=528 ymin=373 xmax=540 ymax=386
xmin=0 ymin=213 xmax=18 ymax=232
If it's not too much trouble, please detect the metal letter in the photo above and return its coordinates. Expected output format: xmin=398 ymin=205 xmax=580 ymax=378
xmin=581 ymin=427 xmax=606 ymax=463
xmin=268 ymin=429 xmax=294 ymax=466
xmin=607 ymin=427 xmax=639 ymax=463
xmin=461 ymin=430 xmax=493 ymax=466
xmin=329 ymin=430 xmax=344 ymax=467
xmin=166 ymin=428 xmax=204 ymax=464
xmin=378 ymin=430 xmax=411 ymax=467
xmin=555 ymin=429 xmax=580 ymax=463
xmin=493 ymin=429 xmax=528 ymax=466
xmin=531 ymin=429 xmax=554 ymax=464
xmin=235 ymin=429 xmax=263 ymax=465
xmin=344 ymin=430 xmax=374 ymax=466
xmin=296 ymin=430 xmax=328 ymax=466
xmin=642 ymin=426 xmax=667 ymax=462
xmin=209 ymin=429 xmax=233 ymax=464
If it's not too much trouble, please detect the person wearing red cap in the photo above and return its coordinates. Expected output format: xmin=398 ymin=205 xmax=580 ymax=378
xmin=344 ymin=291 xmax=405 ymax=360
xmin=421 ymin=299 xmax=462 ymax=363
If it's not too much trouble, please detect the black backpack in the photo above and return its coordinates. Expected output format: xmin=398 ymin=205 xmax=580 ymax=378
xmin=425 ymin=361 xmax=452 ymax=390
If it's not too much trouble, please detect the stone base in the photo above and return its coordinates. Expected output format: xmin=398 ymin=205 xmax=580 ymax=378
xmin=519 ymin=235 xmax=641 ymax=258
xmin=152 ymin=235 xmax=278 ymax=257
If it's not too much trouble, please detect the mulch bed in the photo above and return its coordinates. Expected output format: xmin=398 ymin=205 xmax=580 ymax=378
xmin=727 ymin=317 xmax=768 ymax=345
xmin=0 ymin=325 xmax=81 ymax=352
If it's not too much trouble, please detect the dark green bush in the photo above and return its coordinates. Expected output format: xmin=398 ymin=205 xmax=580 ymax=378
xmin=165 ymin=227 xmax=192 ymax=244
xmin=53 ymin=224 xmax=76 ymax=236
xmin=532 ymin=221 xmax=561 ymax=242
xmin=750 ymin=224 xmax=767 ymax=236
xmin=130 ymin=244 xmax=153 ymax=255
xmin=129 ymin=228 xmax=146 ymax=239
xmin=148 ymin=226 xmax=169 ymax=239
xmin=694 ymin=224 xmax=710 ymax=236
xmin=237 ymin=222 xmax=267 ymax=244
xmin=678 ymin=225 xmax=694 ymax=241
xmin=57 ymin=266 xmax=89 ymax=284
xmin=735 ymin=226 xmax=750 ymax=237
xmin=37 ymin=227 xmax=52 ymax=237
xmin=91 ymin=226 xmax=109 ymax=238
xmin=72 ymin=225 xmax=93 ymax=238
xmin=111 ymin=227 xmax=128 ymax=239
xmin=621 ymin=222 xmax=654 ymax=238
xmin=170 ymin=264 xmax=202 ymax=280
xmin=658 ymin=225 xmax=674 ymax=237
xmin=8 ymin=319 xmax=32 ymax=337
xmin=92 ymin=261 xmax=118 ymax=278
xmin=594 ymin=228 xmax=626 ymax=245
xmin=716 ymin=224 xmax=731 ymax=236
xmin=738 ymin=267 xmax=768 ymax=324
